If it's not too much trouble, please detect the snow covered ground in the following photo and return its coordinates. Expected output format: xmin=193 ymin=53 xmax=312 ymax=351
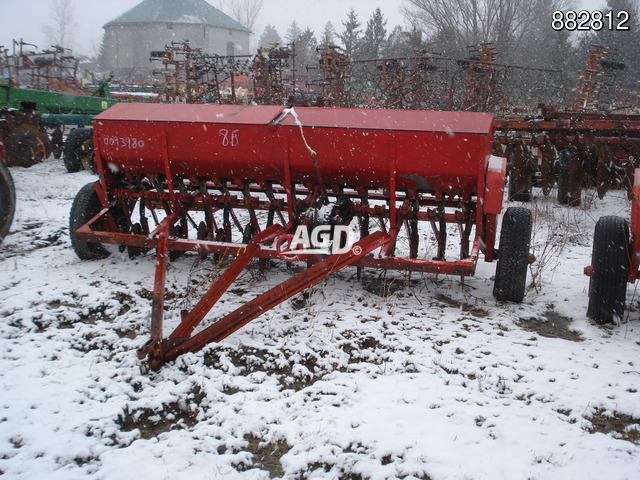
xmin=1 ymin=158 xmax=639 ymax=480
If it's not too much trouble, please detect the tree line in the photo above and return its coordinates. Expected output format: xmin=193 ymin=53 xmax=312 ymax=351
xmin=257 ymin=0 xmax=639 ymax=90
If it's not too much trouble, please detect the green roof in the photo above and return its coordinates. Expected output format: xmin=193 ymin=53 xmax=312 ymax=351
xmin=104 ymin=0 xmax=251 ymax=32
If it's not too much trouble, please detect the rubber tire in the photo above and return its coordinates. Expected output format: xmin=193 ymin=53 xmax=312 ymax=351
xmin=69 ymin=182 xmax=109 ymax=259
xmin=0 ymin=162 xmax=16 ymax=243
xmin=587 ymin=216 xmax=630 ymax=324
xmin=64 ymin=128 xmax=93 ymax=173
xmin=493 ymin=207 xmax=532 ymax=303
xmin=6 ymin=126 xmax=51 ymax=167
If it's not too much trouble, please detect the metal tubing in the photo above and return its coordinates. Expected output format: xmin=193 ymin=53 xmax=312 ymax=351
xmin=160 ymin=132 xmax=178 ymax=213
xmin=155 ymin=230 xmax=391 ymax=369
xmin=138 ymin=214 xmax=179 ymax=367
xmin=169 ymin=223 xmax=287 ymax=339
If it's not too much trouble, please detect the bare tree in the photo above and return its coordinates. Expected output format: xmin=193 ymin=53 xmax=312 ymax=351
xmin=41 ymin=0 xmax=77 ymax=50
xmin=220 ymin=0 xmax=264 ymax=32
xmin=401 ymin=0 xmax=574 ymax=61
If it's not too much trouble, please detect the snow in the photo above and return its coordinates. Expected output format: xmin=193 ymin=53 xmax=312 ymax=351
xmin=176 ymin=15 xmax=207 ymax=24
xmin=1 ymin=158 xmax=639 ymax=479
xmin=487 ymin=155 xmax=506 ymax=173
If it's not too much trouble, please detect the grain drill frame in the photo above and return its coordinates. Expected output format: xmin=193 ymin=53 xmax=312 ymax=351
xmin=69 ymin=104 xmax=532 ymax=371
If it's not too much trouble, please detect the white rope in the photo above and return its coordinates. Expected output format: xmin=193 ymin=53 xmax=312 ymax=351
xmin=282 ymin=107 xmax=316 ymax=157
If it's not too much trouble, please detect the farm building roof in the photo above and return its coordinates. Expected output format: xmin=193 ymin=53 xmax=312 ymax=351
xmin=104 ymin=0 xmax=251 ymax=32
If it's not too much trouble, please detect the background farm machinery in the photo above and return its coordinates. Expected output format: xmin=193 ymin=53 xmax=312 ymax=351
xmin=493 ymin=45 xmax=639 ymax=206
xmin=0 ymin=79 xmax=119 ymax=246
xmin=1 ymin=39 xmax=79 ymax=91
xmin=0 ymin=41 xmax=122 ymax=171
xmin=150 ymin=41 xmax=256 ymax=105
xmin=0 ymin=81 xmax=119 ymax=169
xmin=147 ymin=42 xmax=638 ymax=206
xmin=494 ymin=108 xmax=640 ymax=205
xmin=69 ymin=103 xmax=532 ymax=371
xmin=2 ymin=36 xmax=636 ymax=266
xmin=315 ymin=44 xmax=638 ymax=207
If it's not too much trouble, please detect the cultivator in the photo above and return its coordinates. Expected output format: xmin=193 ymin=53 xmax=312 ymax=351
xmin=311 ymin=47 xmax=349 ymax=108
xmin=494 ymin=107 xmax=640 ymax=205
xmin=571 ymin=45 xmax=626 ymax=112
xmin=253 ymin=45 xmax=292 ymax=105
xmin=150 ymin=41 xmax=255 ymax=104
xmin=494 ymin=45 xmax=639 ymax=205
xmin=69 ymin=103 xmax=532 ymax=371
xmin=0 ymin=39 xmax=79 ymax=90
xmin=0 ymin=39 xmax=122 ymax=169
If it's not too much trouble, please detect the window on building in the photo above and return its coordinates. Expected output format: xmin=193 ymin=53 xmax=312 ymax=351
xmin=226 ymin=42 xmax=235 ymax=56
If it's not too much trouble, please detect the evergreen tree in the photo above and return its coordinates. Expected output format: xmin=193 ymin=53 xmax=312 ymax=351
xmin=506 ymin=0 xmax=579 ymax=108
xmin=97 ymin=34 xmax=107 ymax=71
xmin=361 ymin=8 xmax=387 ymax=60
xmin=320 ymin=22 xmax=337 ymax=48
xmin=384 ymin=26 xmax=405 ymax=58
xmin=284 ymin=23 xmax=318 ymax=82
xmin=285 ymin=21 xmax=302 ymax=45
xmin=384 ymin=26 xmax=425 ymax=58
xmin=295 ymin=27 xmax=319 ymax=79
xmin=402 ymin=27 xmax=426 ymax=54
xmin=258 ymin=24 xmax=282 ymax=48
xmin=424 ymin=26 xmax=460 ymax=58
xmin=338 ymin=9 xmax=362 ymax=59
xmin=590 ymin=0 xmax=639 ymax=90
xmin=518 ymin=0 xmax=579 ymax=71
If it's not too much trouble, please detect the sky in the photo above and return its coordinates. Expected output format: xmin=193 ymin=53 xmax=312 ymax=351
xmin=0 ymin=0 xmax=608 ymax=57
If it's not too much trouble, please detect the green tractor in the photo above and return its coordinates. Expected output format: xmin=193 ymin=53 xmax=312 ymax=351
xmin=0 ymin=81 xmax=118 ymax=170
xmin=0 ymin=81 xmax=120 ymax=243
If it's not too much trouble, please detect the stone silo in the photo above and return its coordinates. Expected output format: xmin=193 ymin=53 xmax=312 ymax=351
xmin=102 ymin=0 xmax=251 ymax=80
